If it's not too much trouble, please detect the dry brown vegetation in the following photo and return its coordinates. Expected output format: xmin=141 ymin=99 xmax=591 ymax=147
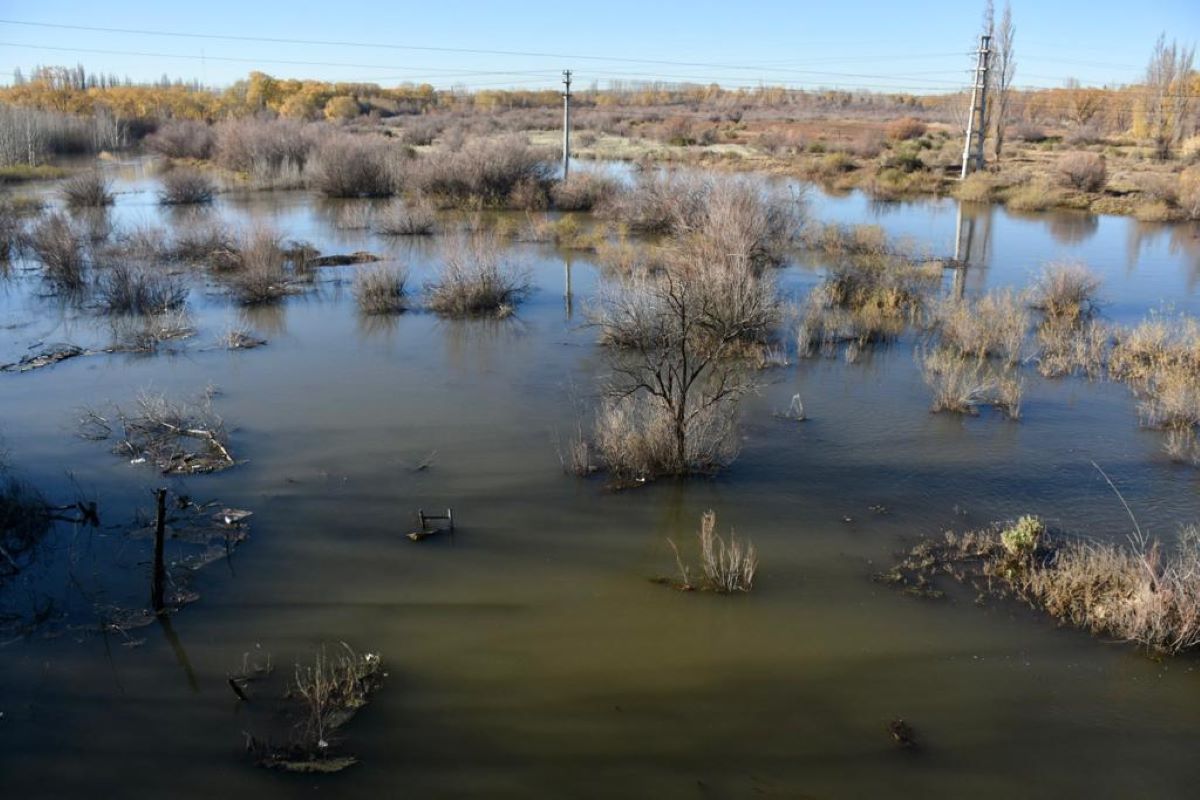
xmin=81 ymin=388 xmax=234 ymax=474
xmin=29 ymin=211 xmax=86 ymax=290
xmin=96 ymin=263 xmax=187 ymax=315
xmin=59 ymin=171 xmax=113 ymax=208
xmin=425 ymin=235 xmax=528 ymax=316
xmin=373 ymin=200 xmax=436 ymax=236
xmin=932 ymin=289 xmax=1029 ymax=366
xmin=667 ymin=510 xmax=758 ymax=593
xmin=158 ymin=169 xmax=215 ymax=204
xmin=919 ymin=346 xmax=1023 ymax=418
xmin=884 ymin=514 xmax=1200 ymax=655
xmin=354 ymin=264 xmax=409 ymax=315
xmin=1055 ymin=152 xmax=1107 ymax=192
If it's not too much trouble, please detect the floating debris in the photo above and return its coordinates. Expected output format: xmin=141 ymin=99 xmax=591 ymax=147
xmin=1 ymin=344 xmax=86 ymax=373
xmin=308 ymin=251 xmax=383 ymax=267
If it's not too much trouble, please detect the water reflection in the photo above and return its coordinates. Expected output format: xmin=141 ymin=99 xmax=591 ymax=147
xmin=1046 ymin=211 xmax=1099 ymax=246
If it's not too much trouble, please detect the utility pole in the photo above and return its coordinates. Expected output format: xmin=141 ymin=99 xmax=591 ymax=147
xmin=960 ymin=34 xmax=991 ymax=179
xmin=561 ymin=69 xmax=572 ymax=179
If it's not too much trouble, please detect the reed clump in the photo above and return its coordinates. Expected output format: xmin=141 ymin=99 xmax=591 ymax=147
xmin=96 ymin=263 xmax=188 ymax=315
xmin=354 ymin=264 xmax=409 ymax=315
xmin=885 ymin=516 xmax=1200 ymax=655
xmin=425 ymin=235 xmax=529 ymax=316
xmin=932 ymin=289 xmax=1029 ymax=365
xmin=667 ymin=510 xmax=758 ymax=593
xmin=1030 ymin=262 xmax=1102 ymax=323
xmin=373 ymin=200 xmax=436 ymax=235
xmin=919 ymin=346 xmax=1023 ymax=418
xmin=158 ymin=169 xmax=216 ymax=205
xmin=59 ymin=171 xmax=113 ymax=208
xmin=29 ymin=212 xmax=86 ymax=290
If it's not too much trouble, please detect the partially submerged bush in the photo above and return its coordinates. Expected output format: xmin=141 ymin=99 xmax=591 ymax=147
xmin=227 ymin=229 xmax=291 ymax=304
xmin=83 ymin=389 xmax=234 ymax=474
xmin=598 ymin=170 xmax=709 ymax=234
xmin=214 ymin=117 xmax=318 ymax=175
xmin=158 ymin=170 xmax=215 ymax=204
xmin=886 ymin=518 xmax=1200 ymax=655
xmin=667 ymin=510 xmax=757 ymax=593
xmin=1035 ymin=319 xmax=1109 ymax=378
xmin=29 ymin=212 xmax=86 ymax=289
xmin=932 ymin=289 xmax=1029 ymax=365
xmin=96 ymin=264 xmax=187 ymax=315
xmin=246 ymin=644 xmax=384 ymax=773
xmin=425 ymin=236 xmax=528 ymax=316
xmin=920 ymin=347 xmax=1023 ymax=418
xmin=593 ymin=392 xmax=739 ymax=482
xmin=60 ymin=171 xmax=114 ymax=208
xmin=1055 ymin=152 xmax=1107 ymax=192
xmin=674 ymin=177 xmax=802 ymax=271
xmin=354 ymin=264 xmax=409 ymax=314
xmin=1030 ymin=262 xmax=1101 ymax=323
xmin=373 ymin=200 xmax=436 ymax=235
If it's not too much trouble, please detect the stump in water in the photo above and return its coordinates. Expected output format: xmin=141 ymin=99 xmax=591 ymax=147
xmin=151 ymin=488 xmax=167 ymax=614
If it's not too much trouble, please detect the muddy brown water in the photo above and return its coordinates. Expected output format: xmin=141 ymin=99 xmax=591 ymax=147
xmin=2 ymin=157 xmax=1200 ymax=798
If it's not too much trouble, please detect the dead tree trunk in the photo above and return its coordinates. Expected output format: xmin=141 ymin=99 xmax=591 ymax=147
xmin=151 ymin=487 xmax=167 ymax=614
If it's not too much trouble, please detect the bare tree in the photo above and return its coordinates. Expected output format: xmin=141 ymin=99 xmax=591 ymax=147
xmin=991 ymin=2 xmax=1016 ymax=161
xmin=978 ymin=0 xmax=996 ymax=149
xmin=595 ymin=264 xmax=766 ymax=477
xmin=1144 ymin=34 xmax=1196 ymax=159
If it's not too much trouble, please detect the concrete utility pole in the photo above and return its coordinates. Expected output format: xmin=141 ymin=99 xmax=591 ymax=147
xmin=562 ymin=69 xmax=572 ymax=179
xmin=960 ymin=34 xmax=991 ymax=179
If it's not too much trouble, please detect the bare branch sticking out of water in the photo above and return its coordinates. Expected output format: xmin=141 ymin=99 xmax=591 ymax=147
xmin=81 ymin=389 xmax=235 ymax=474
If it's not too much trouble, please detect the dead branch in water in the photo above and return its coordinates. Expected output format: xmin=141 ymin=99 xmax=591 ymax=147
xmin=81 ymin=389 xmax=236 ymax=474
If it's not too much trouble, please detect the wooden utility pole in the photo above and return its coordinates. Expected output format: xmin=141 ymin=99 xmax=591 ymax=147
xmin=561 ymin=69 xmax=572 ymax=179
xmin=960 ymin=34 xmax=991 ymax=179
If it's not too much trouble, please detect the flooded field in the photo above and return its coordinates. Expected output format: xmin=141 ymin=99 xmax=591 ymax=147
xmin=3 ymin=158 xmax=1200 ymax=798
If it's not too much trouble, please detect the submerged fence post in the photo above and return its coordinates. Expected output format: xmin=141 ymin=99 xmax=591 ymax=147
xmin=151 ymin=487 xmax=167 ymax=614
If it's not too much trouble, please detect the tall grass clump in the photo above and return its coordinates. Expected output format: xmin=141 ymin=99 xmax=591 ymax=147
xmin=145 ymin=119 xmax=216 ymax=160
xmin=889 ymin=515 xmax=1200 ymax=655
xmin=919 ymin=346 xmax=1023 ymax=418
xmin=932 ymin=289 xmax=1029 ymax=365
xmin=550 ymin=172 xmax=618 ymax=211
xmin=425 ymin=235 xmax=529 ymax=316
xmin=227 ymin=228 xmax=290 ymax=304
xmin=309 ymin=134 xmax=400 ymax=198
xmin=354 ymin=264 xmax=409 ymax=314
xmin=96 ymin=264 xmax=187 ymax=315
xmin=1031 ymin=262 xmax=1101 ymax=323
xmin=29 ymin=212 xmax=86 ymax=289
xmin=158 ymin=170 xmax=215 ymax=204
xmin=59 ymin=171 xmax=113 ymax=208
xmin=668 ymin=510 xmax=758 ymax=593
xmin=373 ymin=199 xmax=436 ymax=235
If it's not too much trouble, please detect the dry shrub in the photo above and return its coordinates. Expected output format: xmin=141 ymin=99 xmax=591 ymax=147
xmin=1055 ymin=152 xmax=1107 ymax=192
xmin=29 ymin=212 xmax=86 ymax=289
xmin=1110 ymin=312 xmax=1200 ymax=384
xmin=108 ymin=308 xmax=195 ymax=353
xmin=158 ymin=169 xmax=215 ymax=204
xmin=374 ymin=200 xmax=436 ymax=235
xmin=920 ymin=347 xmax=1023 ymax=418
xmin=1006 ymin=180 xmax=1063 ymax=211
xmin=888 ymin=518 xmax=1200 ymax=654
xmin=1030 ymin=262 xmax=1101 ymax=323
xmin=354 ymin=264 xmax=409 ymax=314
xmin=96 ymin=264 xmax=187 ymax=315
xmin=145 ymin=120 xmax=216 ymax=160
xmin=933 ymin=289 xmax=1029 ymax=365
xmin=598 ymin=171 xmax=709 ymax=233
xmin=801 ymin=223 xmax=892 ymax=258
xmin=60 ymin=171 xmax=113 ymax=208
xmin=1036 ymin=319 xmax=1109 ymax=378
xmin=173 ymin=220 xmax=236 ymax=263
xmin=309 ymin=134 xmax=400 ymax=198
xmin=1179 ymin=167 xmax=1200 ymax=220
xmin=425 ymin=235 xmax=528 ymax=316
xmin=228 ymin=229 xmax=290 ymax=304
xmin=955 ymin=172 xmax=997 ymax=203
xmin=411 ymin=135 xmax=553 ymax=207
xmin=669 ymin=510 xmax=757 ymax=593
xmin=674 ymin=177 xmax=802 ymax=271
xmin=885 ymin=117 xmax=927 ymax=141
xmin=215 ymin=117 xmax=316 ymax=172
xmin=593 ymin=392 xmax=738 ymax=481
xmin=550 ymin=172 xmax=618 ymax=211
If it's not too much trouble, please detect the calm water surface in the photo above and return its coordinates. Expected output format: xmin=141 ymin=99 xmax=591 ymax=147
xmin=2 ymin=158 xmax=1199 ymax=798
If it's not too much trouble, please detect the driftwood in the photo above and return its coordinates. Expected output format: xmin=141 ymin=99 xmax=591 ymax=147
xmin=308 ymin=251 xmax=382 ymax=267
xmin=1 ymin=344 xmax=86 ymax=373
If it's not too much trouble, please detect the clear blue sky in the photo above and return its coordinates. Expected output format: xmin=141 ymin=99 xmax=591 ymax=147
xmin=0 ymin=0 xmax=1195 ymax=92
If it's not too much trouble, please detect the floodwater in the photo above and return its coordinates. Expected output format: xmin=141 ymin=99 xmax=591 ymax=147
xmin=2 ymin=157 xmax=1200 ymax=798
